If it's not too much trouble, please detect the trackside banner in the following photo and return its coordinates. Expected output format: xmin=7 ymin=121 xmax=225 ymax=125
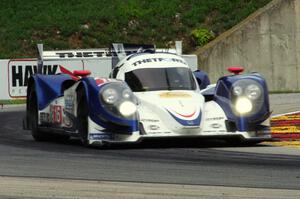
xmin=0 ymin=60 xmax=9 ymax=100
xmin=8 ymin=59 xmax=83 ymax=98
xmin=0 ymin=55 xmax=196 ymax=100
xmin=0 ymin=58 xmax=113 ymax=100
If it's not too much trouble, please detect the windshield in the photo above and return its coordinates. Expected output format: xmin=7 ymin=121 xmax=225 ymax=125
xmin=125 ymin=67 xmax=196 ymax=92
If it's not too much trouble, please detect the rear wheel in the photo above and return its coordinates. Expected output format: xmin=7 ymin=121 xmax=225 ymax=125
xmin=28 ymin=89 xmax=51 ymax=141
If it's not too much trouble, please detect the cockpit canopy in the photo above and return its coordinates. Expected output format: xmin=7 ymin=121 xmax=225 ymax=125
xmin=125 ymin=67 xmax=196 ymax=92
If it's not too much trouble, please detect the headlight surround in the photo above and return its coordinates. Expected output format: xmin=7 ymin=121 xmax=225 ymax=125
xmin=122 ymin=89 xmax=132 ymax=99
xmin=232 ymin=85 xmax=243 ymax=96
xmin=99 ymin=82 xmax=137 ymax=118
xmin=231 ymin=80 xmax=264 ymax=116
xmin=245 ymin=84 xmax=261 ymax=100
xmin=102 ymin=88 xmax=119 ymax=104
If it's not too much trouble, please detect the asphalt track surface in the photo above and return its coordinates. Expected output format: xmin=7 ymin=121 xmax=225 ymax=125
xmin=0 ymin=96 xmax=300 ymax=193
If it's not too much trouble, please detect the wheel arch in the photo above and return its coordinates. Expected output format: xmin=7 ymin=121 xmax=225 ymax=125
xmin=26 ymin=77 xmax=37 ymax=110
xmin=76 ymin=81 xmax=90 ymax=105
xmin=76 ymin=81 xmax=90 ymax=145
xmin=24 ymin=77 xmax=38 ymax=130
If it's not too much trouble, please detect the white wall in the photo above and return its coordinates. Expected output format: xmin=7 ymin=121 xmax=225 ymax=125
xmin=0 ymin=59 xmax=111 ymax=100
xmin=0 ymin=60 xmax=10 ymax=100
xmin=0 ymin=55 xmax=197 ymax=100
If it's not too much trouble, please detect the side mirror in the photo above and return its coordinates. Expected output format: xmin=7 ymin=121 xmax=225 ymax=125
xmin=193 ymin=70 xmax=210 ymax=89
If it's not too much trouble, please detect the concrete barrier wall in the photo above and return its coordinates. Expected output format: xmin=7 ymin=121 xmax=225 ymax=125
xmin=196 ymin=0 xmax=300 ymax=92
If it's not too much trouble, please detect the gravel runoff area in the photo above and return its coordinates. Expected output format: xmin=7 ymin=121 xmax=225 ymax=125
xmin=269 ymin=93 xmax=300 ymax=115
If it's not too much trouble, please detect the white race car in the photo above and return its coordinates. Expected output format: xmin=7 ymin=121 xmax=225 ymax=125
xmin=23 ymin=43 xmax=271 ymax=146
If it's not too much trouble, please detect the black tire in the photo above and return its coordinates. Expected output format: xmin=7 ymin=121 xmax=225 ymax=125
xmin=226 ymin=137 xmax=261 ymax=146
xmin=28 ymin=89 xmax=51 ymax=141
xmin=242 ymin=140 xmax=263 ymax=146
xmin=52 ymin=133 xmax=70 ymax=142
xmin=77 ymin=90 xmax=89 ymax=146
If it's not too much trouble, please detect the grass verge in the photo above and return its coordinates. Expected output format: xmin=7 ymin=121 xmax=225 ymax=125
xmin=0 ymin=0 xmax=271 ymax=58
xmin=0 ymin=99 xmax=26 ymax=105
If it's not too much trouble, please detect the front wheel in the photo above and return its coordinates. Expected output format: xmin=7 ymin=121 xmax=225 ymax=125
xmin=225 ymin=137 xmax=262 ymax=146
xmin=77 ymin=91 xmax=89 ymax=146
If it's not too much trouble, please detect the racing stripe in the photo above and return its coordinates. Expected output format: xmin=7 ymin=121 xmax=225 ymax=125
xmin=167 ymin=109 xmax=201 ymax=126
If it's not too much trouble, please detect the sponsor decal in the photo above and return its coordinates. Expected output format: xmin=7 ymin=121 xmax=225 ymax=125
xmin=141 ymin=119 xmax=159 ymax=123
xmin=203 ymin=130 xmax=227 ymax=133
xmin=11 ymin=64 xmax=58 ymax=87
xmin=148 ymin=125 xmax=160 ymax=131
xmin=159 ymin=92 xmax=192 ymax=98
xmin=8 ymin=60 xmax=59 ymax=97
xmin=147 ymin=131 xmax=172 ymax=135
xmin=187 ymin=120 xmax=195 ymax=125
xmin=55 ymin=51 xmax=114 ymax=58
xmin=50 ymin=105 xmax=63 ymax=124
xmin=205 ymin=117 xmax=225 ymax=121
xmin=40 ymin=106 xmax=69 ymax=127
xmin=203 ymin=130 xmax=215 ymax=133
xmin=89 ymin=133 xmax=113 ymax=140
xmin=210 ymin=123 xmax=222 ymax=129
xmin=40 ymin=112 xmax=51 ymax=123
xmin=64 ymin=95 xmax=74 ymax=113
xmin=132 ymin=57 xmax=187 ymax=66
xmin=63 ymin=95 xmax=75 ymax=128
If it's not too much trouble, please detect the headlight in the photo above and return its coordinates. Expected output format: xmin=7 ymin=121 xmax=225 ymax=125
xmin=122 ymin=89 xmax=132 ymax=99
xmin=235 ymin=97 xmax=253 ymax=114
xmin=99 ymin=82 xmax=138 ymax=119
xmin=245 ymin=84 xmax=261 ymax=100
xmin=118 ymin=101 xmax=137 ymax=117
xmin=102 ymin=88 xmax=119 ymax=104
xmin=230 ymin=79 xmax=265 ymax=116
xmin=232 ymin=85 xmax=243 ymax=96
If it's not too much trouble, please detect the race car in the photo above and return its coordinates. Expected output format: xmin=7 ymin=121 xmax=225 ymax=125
xmin=23 ymin=43 xmax=271 ymax=146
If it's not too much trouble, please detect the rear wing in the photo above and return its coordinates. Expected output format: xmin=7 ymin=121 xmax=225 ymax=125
xmin=36 ymin=41 xmax=198 ymax=74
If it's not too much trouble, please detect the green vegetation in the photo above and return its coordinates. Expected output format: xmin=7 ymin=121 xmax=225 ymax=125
xmin=191 ymin=28 xmax=215 ymax=47
xmin=0 ymin=99 xmax=26 ymax=105
xmin=0 ymin=0 xmax=271 ymax=58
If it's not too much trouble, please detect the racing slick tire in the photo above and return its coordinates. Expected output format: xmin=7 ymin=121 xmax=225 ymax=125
xmin=225 ymin=137 xmax=262 ymax=146
xmin=28 ymin=88 xmax=51 ymax=141
xmin=77 ymin=88 xmax=108 ymax=148
xmin=77 ymin=89 xmax=89 ymax=147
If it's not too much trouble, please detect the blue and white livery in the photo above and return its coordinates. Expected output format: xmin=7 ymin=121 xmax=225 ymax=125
xmin=23 ymin=43 xmax=271 ymax=146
